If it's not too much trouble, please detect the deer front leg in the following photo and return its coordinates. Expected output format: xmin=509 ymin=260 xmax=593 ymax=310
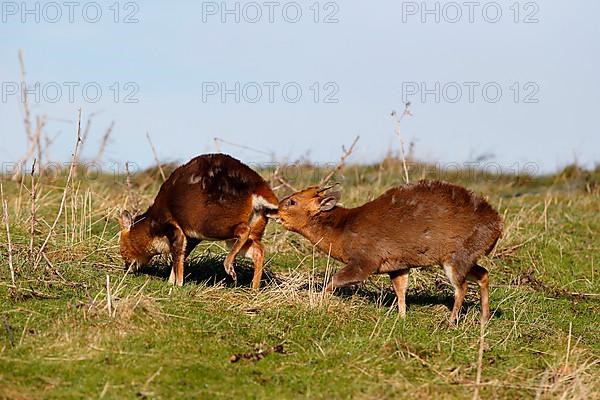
xmin=167 ymin=226 xmax=187 ymax=287
xmin=223 ymin=223 xmax=251 ymax=282
xmin=325 ymin=261 xmax=376 ymax=292
xmin=389 ymin=269 xmax=410 ymax=318
xmin=443 ymin=262 xmax=468 ymax=326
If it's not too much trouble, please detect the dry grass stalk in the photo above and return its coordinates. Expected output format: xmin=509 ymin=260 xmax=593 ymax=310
xmin=213 ymin=137 xmax=273 ymax=157
xmin=18 ymin=49 xmax=33 ymax=142
xmin=472 ymin=319 xmax=487 ymax=400
xmin=29 ymin=158 xmax=37 ymax=263
xmin=391 ymin=103 xmax=413 ymax=184
xmin=273 ymin=163 xmax=298 ymax=192
xmin=33 ymin=116 xmax=46 ymax=170
xmin=106 ymin=275 xmax=112 ymax=317
xmin=124 ymin=161 xmax=139 ymax=212
xmin=1 ymin=183 xmax=16 ymax=287
xmin=319 ymin=135 xmax=360 ymax=186
xmin=93 ymin=121 xmax=115 ymax=164
xmin=12 ymin=50 xmax=41 ymax=182
xmin=139 ymin=366 xmax=163 ymax=396
xmin=34 ymin=109 xmax=83 ymax=268
xmin=146 ymin=132 xmax=166 ymax=182
xmin=80 ymin=111 xmax=100 ymax=150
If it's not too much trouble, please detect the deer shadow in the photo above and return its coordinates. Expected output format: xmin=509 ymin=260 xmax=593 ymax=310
xmin=302 ymin=281 xmax=502 ymax=318
xmin=137 ymin=258 xmax=501 ymax=319
xmin=137 ymin=254 xmax=281 ymax=288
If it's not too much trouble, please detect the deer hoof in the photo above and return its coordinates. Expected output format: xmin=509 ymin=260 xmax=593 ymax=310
xmin=224 ymin=261 xmax=237 ymax=282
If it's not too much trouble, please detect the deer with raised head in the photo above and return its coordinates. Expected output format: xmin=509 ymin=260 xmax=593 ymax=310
xmin=118 ymin=153 xmax=278 ymax=289
xmin=268 ymin=181 xmax=503 ymax=325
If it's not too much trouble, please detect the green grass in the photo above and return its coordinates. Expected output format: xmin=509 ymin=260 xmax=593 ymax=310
xmin=1 ymin=162 xmax=599 ymax=399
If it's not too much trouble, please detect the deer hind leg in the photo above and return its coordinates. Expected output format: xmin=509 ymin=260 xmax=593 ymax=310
xmin=223 ymin=223 xmax=251 ymax=282
xmin=168 ymin=226 xmax=187 ymax=287
xmin=244 ymin=214 xmax=268 ymax=290
xmin=443 ymin=262 xmax=468 ymax=326
xmin=326 ymin=261 xmax=375 ymax=292
xmin=389 ymin=269 xmax=410 ymax=318
xmin=467 ymin=264 xmax=490 ymax=323
xmin=242 ymin=240 xmax=265 ymax=290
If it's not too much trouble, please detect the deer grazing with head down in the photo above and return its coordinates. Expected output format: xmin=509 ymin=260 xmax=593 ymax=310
xmin=118 ymin=153 xmax=278 ymax=289
xmin=268 ymin=181 xmax=503 ymax=325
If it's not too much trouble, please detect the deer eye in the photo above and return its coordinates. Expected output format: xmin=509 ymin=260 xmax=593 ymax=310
xmin=286 ymin=199 xmax=297 ymax=207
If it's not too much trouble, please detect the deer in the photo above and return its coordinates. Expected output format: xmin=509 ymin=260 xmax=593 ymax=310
xmin=267 ymin=181 xmax=503 ymax=325
xmin=117 ymin=153 xmax=279 ymax=289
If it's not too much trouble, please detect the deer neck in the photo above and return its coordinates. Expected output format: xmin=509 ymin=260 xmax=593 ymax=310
xmin=300 ymin=207 xmax=349 ymax=259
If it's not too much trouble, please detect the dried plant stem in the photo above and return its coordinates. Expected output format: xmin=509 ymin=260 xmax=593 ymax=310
xmin=124 ymin=161 xmax=137 ymax=212
xmin=273 ymin=164 xmax=298 ymax=192
xmin=29 ymin=158 xmax=37 ymax=263
xmin=93 ymin=121 xmax=115 ymax=164
xmin=1 ymin=183 xmax=16 ymax=287
xmin=34 ymin=109 xmax=83 ymax=268
xmin=473 ymin=320 xmax=487 ymax=400
xmin=146 ymin=132 xmax=166 ymax=182
xmin=391 ymin=104 xmax=413 ymax=184
xmin=35 ymin=116 xmax=46 ymax=170
xmin=564 ymin=321 xmax=572 ymax=372
xmin=214 ymin=137 xmax=273 ymax=157
xmin=13 ymin=50 xmax=36 ymax=181
xmin=80 ymin=111 xmax=101 ymax=157
xmin=106 ymin=275 xmax=113 ymax=317
xmin=319 ymin=135 xmax=360 ymax=186
xmin=18 ymin=50 xmax=33 ymax=143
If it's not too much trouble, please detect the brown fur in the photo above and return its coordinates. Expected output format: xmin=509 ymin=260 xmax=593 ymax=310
xmin=270 ymin=180 xmax=503 ymax=324
xmin=118 ymin=153 xmax=278 ymax=289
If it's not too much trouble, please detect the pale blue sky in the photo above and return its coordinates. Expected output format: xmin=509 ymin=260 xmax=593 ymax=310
xmin=1 ymin=0 xmax=599 ymax=173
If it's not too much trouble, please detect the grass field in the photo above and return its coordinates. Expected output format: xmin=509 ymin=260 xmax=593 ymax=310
xmin=1 ymin=158 xmax=599 ymax=399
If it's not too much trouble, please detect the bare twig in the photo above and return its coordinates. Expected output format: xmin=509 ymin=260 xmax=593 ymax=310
xmin=93 ymin=121 xmax=115 ymax=163
xmin=319 ymin=136 xmax=359 ymax=186
xmin=564 ymin=321 xmax=572 ymax=373
xmin=146 ymin=132 xmax=166 ymax=182
xmin=106 ymin=275 xmax=112 ymax=317
xmin=391 ymin=103 xmax=413 ymax=184
xmin=34 ymin=109 xmax=83 ymax=268
xmin=273 ymin=164 xmax=298 ymax=192
xmin=214 ymin=137 xmax=273 ymax=157
xmin=34 ymin=116 xmax=45 ymax=171
xmin=1 ymin=183 xmax=16 ymax=287
xmin=29 ymin=158 xmax=37 ymax=263
xmin=12 ymin=50 xmax=38 ymax=181
xmin=473 ymin=320 xmax=487 ymax=400
xmin=81 ymin=111 xmax=101 ymax=148
xmin=124 ymin=161 xmax=134 ymax=210
xmin=18 ymin=49 xmax=33 ymax=143
xmin=230 ymin=343 xmax=285 ymax=363
xmin=140 ymin=366 xmax=163 ymax=395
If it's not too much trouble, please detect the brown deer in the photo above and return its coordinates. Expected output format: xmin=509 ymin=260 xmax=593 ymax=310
xmin=267 ymin=181 xmax=503 ymax=325
xmin=118 ymin=153 xmax=278 ymax=289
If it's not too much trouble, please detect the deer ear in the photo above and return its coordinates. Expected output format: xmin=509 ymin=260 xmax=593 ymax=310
xmin=319 ymin=192 xmax=340 ymax=212
xmin=118 ymin=210 xmax=133 ymax=231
